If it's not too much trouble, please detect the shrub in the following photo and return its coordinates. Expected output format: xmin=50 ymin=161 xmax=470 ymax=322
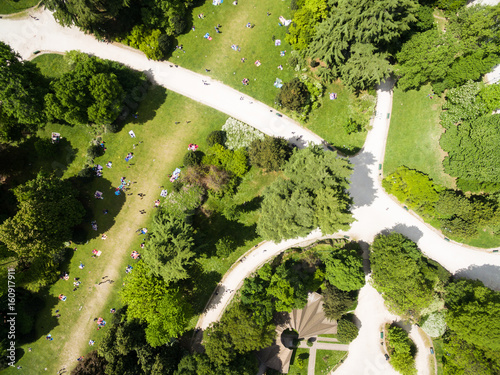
xmin=288 ymin=56 xmax=299 ymax=67
xmin=86 ymin=144 xmax=104 ymax=160
xmin=277 ymin=78 xmax=310 ymax=112
xmin=206 ymin=130 xmax=226 ymax=147
xmin=248 ymin=137 xmax=292 ymax=171
xmin=310 ymin=60 xmax=320 ymax=68
xmin=421 ymin=312 xmax=446 ymax=338
xmin=306 ymin=338 xmax=314 ymax=347
xmin=343 ymin=118 xmax=361 ymax=134
xmin=337 ymin=318 xmax=359 ymax=343
xmin=216 ymin=236 xmax=235 ymax=257
xmin=183 ymin=150 xmax=203 ymax=166
xmin=296 ymin=353 xmax=309 ymax=369
xmin=222 ymin=118 xmax=264 ymax=150
xmin=322 ymin=282 xmax=356 ymax=321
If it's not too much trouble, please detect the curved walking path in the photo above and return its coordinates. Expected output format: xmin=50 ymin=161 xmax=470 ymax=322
xmin=2 ymin=8 xmax=500 ymax=375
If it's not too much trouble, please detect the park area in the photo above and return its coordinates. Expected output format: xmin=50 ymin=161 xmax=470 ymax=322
xmin=0 ymin=0 xmax=38 ymax=15
xmin=169 ymin=0 xmax=372 ymax=153
xmin=383 ymin=85 xmax=453 ymax=188
xmin=3 ymin=53 xmax=279 ymax=374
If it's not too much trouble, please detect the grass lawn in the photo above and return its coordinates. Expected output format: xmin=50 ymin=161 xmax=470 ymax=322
xmin=305 ymin=81 xmax=368 ymax=154
xmin=0 ymin=0 xmax=38 ymax=14
xmin=315 ymin=350 xmax=347 ymax=374
xmin=8 ymin=52 xmax=281 ymax=374
xmin=432 ymin=338 xmax=444 ymax=375
xmin=167 ymin=1 xmax=368 ymax=152
xmin=384 ymin=84 xmax=453 ymax=188
xmin=7 ymin=54 xmax=241 ymax=374
xmin=288 ymin=348 xmax=309 ymax=375
xmin=31 ymin=53 xmax=70 ymax=79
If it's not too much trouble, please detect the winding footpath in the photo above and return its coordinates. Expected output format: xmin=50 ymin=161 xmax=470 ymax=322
xmin=2 ymin=8 xmax=500 ymax=375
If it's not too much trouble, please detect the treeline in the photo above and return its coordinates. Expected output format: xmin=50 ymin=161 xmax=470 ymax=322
xmin=370 ymin=233 xmax=500 ymax=375
xmin=44 ymin=0 xmax=193 ymax=59
xmin=284 ymin=0 xmax=499 ymax=93
xmin=0 ymin=43 xmax=148 ymax=142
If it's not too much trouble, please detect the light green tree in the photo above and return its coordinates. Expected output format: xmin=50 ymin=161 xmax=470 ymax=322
xmin=325 ymin=248 xmax=365 ymax=291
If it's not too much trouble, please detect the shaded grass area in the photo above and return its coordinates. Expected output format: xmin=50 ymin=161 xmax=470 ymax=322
xmin=0 ymin=0 xmax=38 ymax=14
xmin=384 ymin=84 xmax=453 ymax=188
xmin=315 ymin=349 xmax=347 ymax=374
xmin=31 ymin=53 xmax=70 ymax=79
xmin=5 ymin=54 xmax=240 ymax=373
xmin=288 ymin=348 xmax=309 ymax=375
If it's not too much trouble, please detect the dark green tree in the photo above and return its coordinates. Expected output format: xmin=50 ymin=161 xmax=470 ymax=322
xmin=322 ymin=282 xmax=357 ymax=320
xmin=0 ymin=173 xmax=84 ymax=291
xmin=142 ymin=210 xmax=195 ymax=284
xmin=0 ymin=42 xmax=46 ymax=138
xmin=206 ymin=130 xmax=226 ymax=147
xmin=386 ymin=326 xmax=416 ymax=375
xmin=257 ymin=147 xmax=353 ymax=242
xmin=71 ymin=351 xmax=107 ymax=375
xmin=248 ymin=136 xmax=292 ymax=171
xmin=277 ymin=78 xmax=310 ymax=112
xmin=337 ymin=318 xmax=360 ymax=343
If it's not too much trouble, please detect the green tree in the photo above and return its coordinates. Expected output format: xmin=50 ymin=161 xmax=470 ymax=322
xmin=88 ymin=73 xmax=124 ymax=124
xmin=325 ymin=248 xmax=365 ymax=291
xmin=120 ymin=261 xmax=191 ymax=347
xmin=204 ymin=303 xmax=275 ymax=366
xmin=277 ymin=78 xmax=310 ymax=112
xmin=386 ymin=326 xmax=416 ymax=375
xmin=340 ymin=43 xmax=393 ymax=90
xmin=442 ymin=333 xmax=500 ymax=375
xmin=206 ymin=130 xmax=226 ymax=147
xmin=126 ymin=26 xmax=166 ymax=60
xmin=71 ymin=350 xmax=107 ymax=375
xmin=441 ymin=115 xmax=500 ymax=185
xmin=0 ymin=42 xmax=46 ymax=136
xmin=240 ymin=274 xmax=275 ymax=327
xmin=396 ymin=29 xmax=458 ymax=91
xmin=370 ymin=233 xmax=445 ymax=316
xmin=248 ymin=137 xmax=292 ymax=171
xmin=437 ymin=0 xmax=467 ymax=11
xmin=0 ymin=173 xmax=84 ymax=291
xmin=257 ymin=147 xmax=353 ymax=242
xmin=479 ymin=83 xmax=500 ymax=113
xmin=445 ymin=279 xmax=500 ymax=353
xmin=337 ymin=318 xmax=359 ymax=343
xmin=142 ymin=210 xmax=195 ymax=284
xmin=322 ymin=282 xmax=356 ymax=320
xmin=383 ymin=166 xmax=440 ymax=217
xmin=285 ymin=0 xmax=329 ymax=50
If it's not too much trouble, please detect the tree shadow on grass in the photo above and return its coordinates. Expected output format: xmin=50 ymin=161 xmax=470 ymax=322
xmin=193 ymin=211 xmax=258 ymax=257
xmin=115 ymin=85 xmax=167 ymax=132
xmin=237 ymin=195 xmax=263 ymax=213
xmin=69 ymin=177 xmax=127 ymax=243
xmin=184 ymin=264 xmax=222 ymax=315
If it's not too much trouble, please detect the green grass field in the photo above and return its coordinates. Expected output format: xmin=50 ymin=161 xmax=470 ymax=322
xmin=7 ymin=54 xmax=253 ymax=374
xmin=384 ymin=84 xmax=454 ymax=188
xmin=315 ymin=350 xmax=347 ymax=374
xmin=432 ymin=338 xmax=444 ymax=375
xmin=288 ymin=348 xmax=309 ymax=375
xmin=0 ymin=0 xmax=38 ymax=14
xmin=168 ymin=1 xmax=368 ymax=152
xmin=31 ymin=53 xmax=70 ymax=79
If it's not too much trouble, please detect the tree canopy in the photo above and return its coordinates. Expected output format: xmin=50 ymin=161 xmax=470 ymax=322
xmin=142 ymin=210 xmax=195 ymax=284
xmin=0 ymin=42 xmax=46 ymax=141
xmin=386 ymin=325 xmax=416 ymax=375
xmin=0 ymin=173 xmax=84 ymax=291
xmin=248 ymin=136 xmax=292 ymax=171
xmin=324 ymin=247 xmax=365 ymax=291
xmin=257 ymin=146 xmax=353 ymax=242
xmin=120 ymin=261 xmax=191 ymax=347
xmin=445 ymin=279 xmax=500 ymax=353
xmin=370 ymin=233 xmax=449 ymax=317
